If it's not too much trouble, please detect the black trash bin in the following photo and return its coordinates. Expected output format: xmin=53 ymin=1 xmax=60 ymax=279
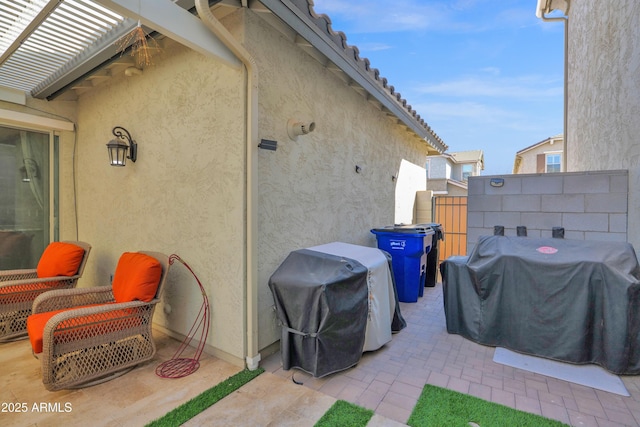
xmin=418 ymin=223 xmax=444 ymax=288
xmin=397 ymin=223 xmax=444 ymax=289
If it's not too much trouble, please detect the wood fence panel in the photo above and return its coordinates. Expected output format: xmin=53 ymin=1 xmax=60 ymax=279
xmin=434 ymin=196 xmax=468 ymax=262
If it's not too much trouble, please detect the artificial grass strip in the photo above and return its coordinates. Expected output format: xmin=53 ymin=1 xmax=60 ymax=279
xmin=407 ymin=384 xmax=569 ymax=427
xmin=314 ymin=400 xmax=374 ymax=427
xmin=146 ymin=367 xmax=265 ymax=427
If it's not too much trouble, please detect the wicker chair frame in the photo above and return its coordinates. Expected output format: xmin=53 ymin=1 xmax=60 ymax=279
xmin=30 ymin=251 xmax=169 ymax=391
xmin=0 ymin=241 xmax=91 ymax=342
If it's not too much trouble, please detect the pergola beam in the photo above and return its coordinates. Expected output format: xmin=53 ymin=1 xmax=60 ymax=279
xmin=95 ymin=0 xmax=240 ymax=67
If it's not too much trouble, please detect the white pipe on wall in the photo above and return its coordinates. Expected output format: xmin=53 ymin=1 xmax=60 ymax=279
xmin=195 ymin=0 xmax=260 ymax=370
xmin=538 ymin=1 xmax=570 ymax=173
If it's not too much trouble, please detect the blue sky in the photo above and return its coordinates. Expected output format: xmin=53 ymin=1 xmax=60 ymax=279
xmin=311 ymin=0 xmax=565 ymax=175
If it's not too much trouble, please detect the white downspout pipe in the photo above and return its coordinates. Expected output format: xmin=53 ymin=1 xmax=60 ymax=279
xmin=538 ymin=2 xmax=569 ymax=173
xmin=195 ymin=0 xmax=260 ymax=370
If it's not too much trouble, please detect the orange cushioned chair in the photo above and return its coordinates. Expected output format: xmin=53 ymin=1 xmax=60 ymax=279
xmin=0 ymin=241 xmax=91 ymax=342
xmin=26 ymin=251 xmax=169 ymax=391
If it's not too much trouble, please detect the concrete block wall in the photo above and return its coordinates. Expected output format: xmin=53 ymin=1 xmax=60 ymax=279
xmin=467 ymin=170 xmax=628 ymax=254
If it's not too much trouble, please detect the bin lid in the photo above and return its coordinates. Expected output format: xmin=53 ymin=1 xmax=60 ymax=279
xmin=371 ymin=225 xmax=435 ymax=236
xmin=413 ymin=223 xmax=444 ymax=240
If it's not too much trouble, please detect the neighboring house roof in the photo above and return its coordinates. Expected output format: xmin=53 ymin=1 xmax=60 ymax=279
xmin=0 ymin=0 xmax=447 ymax=154
xmin=449 ymin=150 xmax=484 ymax=169
xmin=515 ymin=134 xmax=563 ymax=155
xmin=428 ymin=177 xmax=469 ymax=194
xmin=429 ymin=150 xmax=484 ymax=169
xmin=276 ymin=0 xmax=447 ymax=153
xmin=445 ymin=179 xmax=468 ymax=190
xmin=513 ymin=134 xmax=563 ymax=173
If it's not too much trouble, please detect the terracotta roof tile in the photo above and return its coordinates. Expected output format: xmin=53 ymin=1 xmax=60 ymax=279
xmin=292 ymin=0 xmax=447 ymax=151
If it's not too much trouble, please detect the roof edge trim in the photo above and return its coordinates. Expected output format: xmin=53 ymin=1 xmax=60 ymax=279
xmin=260 ymin=0 xmax=447 ymax=153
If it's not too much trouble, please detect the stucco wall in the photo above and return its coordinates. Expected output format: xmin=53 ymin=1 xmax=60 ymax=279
xmin=446 ymin=185 xmax=469 ymax=197
xmin=2 ymin=6 xmax=438 ymax=363
xmin=567 ymin=0 xmax=640 ymax=248
xmin=450 ymin=163 xmax=463 ymax=182
xmin=515 ymin=142 xmax=562 ymax=175
xmin=74 ymin=38 xmax=246 ymax=362
xmin=428 ymin=156 xmax=449 ymax=179
xmin=246 ymin=11 xmax=431 ymax=351
xmin=427 ymin=178 xmax=448 ymax=193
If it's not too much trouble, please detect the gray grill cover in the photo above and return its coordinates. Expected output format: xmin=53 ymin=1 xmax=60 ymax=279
xmin=269 ymin=249 xmax=369 ymax=377
xmin=441 ymin=235 xmax=640 ymax=375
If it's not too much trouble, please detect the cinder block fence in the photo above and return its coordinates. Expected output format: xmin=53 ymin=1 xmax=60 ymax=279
xmin=466 ymin=170 xmax=628 ymax=254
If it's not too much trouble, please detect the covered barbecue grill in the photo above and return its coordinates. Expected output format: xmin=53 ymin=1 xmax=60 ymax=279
xmin=441 ymin=235 xmax=640 ymax=374
xmin=269 ymin=242 xmax=404 ymax=377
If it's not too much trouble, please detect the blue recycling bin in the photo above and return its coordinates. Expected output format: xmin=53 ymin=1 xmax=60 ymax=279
xmin=371 ymin=226 xmax=434 ymax=302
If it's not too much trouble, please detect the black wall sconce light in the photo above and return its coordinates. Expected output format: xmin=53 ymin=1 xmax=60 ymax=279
xmin=107 ymin=126 xmax=137 ymax=166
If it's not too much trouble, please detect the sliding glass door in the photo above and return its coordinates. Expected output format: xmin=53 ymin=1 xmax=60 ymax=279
xmin=0 ymin=126 xmax=51 ymax=269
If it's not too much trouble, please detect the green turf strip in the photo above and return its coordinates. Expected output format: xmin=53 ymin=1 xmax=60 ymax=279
xmin=407 ymin=384 xmax=569 ymax=427
xmin=314 ymin=400 xmax=374 ymax=427
xmin=145 ymin=368 xmax=264 ymax=427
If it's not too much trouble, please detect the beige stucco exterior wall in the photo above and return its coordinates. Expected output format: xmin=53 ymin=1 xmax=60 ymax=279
xmin=445 ymin=185 xmax=469 ymax=197
xmin=567 ymin=0 xmax=640 ymax=247
xmin=245 ymin=11 xmax=431 ymax=351
xmin=1 ymin=6 xmax=438 ymax=363
xmin=426 ymin=178 xmax=468 ymax=196
xmin=426 ymin=178 xmax=449 ymax=193
xmin=515 ymin=142 xmax=562 ymax=174
xmin=73 ymin=36 xmax=247 ymax=362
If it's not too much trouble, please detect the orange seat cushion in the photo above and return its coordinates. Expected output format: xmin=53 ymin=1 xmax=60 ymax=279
xmin=27 ymin=304 xmax=137 ymax=354
xmin=27 ymin=306 xmax=95 ymax=354
xmin=111 ymin=253 xmax=162 ymax=303
xmin=36 ymin=242 xmax=85 ymax=278
xmin=0 ymin=282 xmax=58 ymax=305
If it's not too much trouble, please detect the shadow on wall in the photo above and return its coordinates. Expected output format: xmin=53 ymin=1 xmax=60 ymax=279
xmin=394 ymin=159 xmax=426 ymax=225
